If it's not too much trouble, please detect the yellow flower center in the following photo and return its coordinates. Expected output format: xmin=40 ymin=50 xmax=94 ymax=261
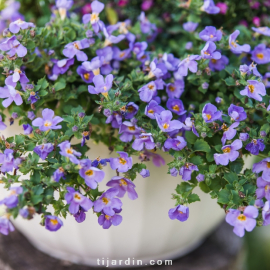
xmin=231 ymin=41 xmax=237 ymax=48
xmin=256 ymin=53 xmax=264 ymax=60
xmin=210 ymin=34 xmax=214 ymax=38
xmin=84 ymin=73 xmax=90 ymax=80
xmin=74 ymin=193 xmax=81 ymax=200
xmin=120 ymin=52 xmax=126 ymax=58
xmin=93 ymin=68 xmax=100 ymax=76
xmin=222 ymin=147 xmax=231 ymax=153
xmin=163 ymin=123 xmax=169 ymax=129
xmin=237 ymin=214 xmax=246 ymax=221
xmin=179 ymin=211 xmax=183 ymax=214
xmin=127 ymin=106 xmax=134 ymax=112
xmin=248 ymin=84 xmax=255 ymax=93
xmin=168 ymin=85 xmax=175 ymax=92
xmin=73 ymin=43 xmax=80 ymax=50
xmin=91 ymin=13 xmax=99 ymax=23
xmin=211 ymin=59 xmax=217 ymax=64
xmin=206 ymin=114 xmax=212 ymax=120
xmin=85 ymin=169 xmax=93 ymax=176
xmin=252 ymin=139 xmax=257 ymax=145
xmin=59 ymin=167 xmax=64 ymax=172
xmin=30 ymin=91 xmax=36 ymax=96
xmin=128 ymin=126 xmax=136 ymax=131
xmin=66 ymin=148 xmax=73 ymax=154
xmin=221 ymin=123 xmax=228 ymax=131
xmin=50 ymin=219 xmax=58 ymax=225
xmin=120 ymin=179 xmax=127 ymax=186
xmin=148 ymin=84 xmax=155 ymax=90
xmin=204 ymin=51 xmax=210 ymax=55
xmin=148 ymin=109 xmax=154 ymax=114
xmin=105 ymin=215 xmax=111 ymax=220
xmin=265 ymin=185 xmax=270 ymax=191
xmin=119 ymin=157 xmax=127 ymax=165
xmin=102 ymin=197 xmax=110 ymax=205
xmin=267 ymin=162 xmax=270 ymax=168
xmin=44 ymin=120 xmax=52 ymax=127
xmin=14 ymin=68 xmax=22 ymax=73
xmin=172 ymin=105 xmax=180 ymax=111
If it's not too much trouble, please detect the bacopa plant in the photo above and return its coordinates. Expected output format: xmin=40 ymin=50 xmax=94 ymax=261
xmin=0 ymin=0 xmax=270 ymax=237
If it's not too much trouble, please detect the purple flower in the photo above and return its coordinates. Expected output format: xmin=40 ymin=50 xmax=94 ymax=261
xmin=0 ymin=186 xmax=23 ymax=208
xmin=179 ymin=163 xmax=199 ymax=181
xmin=79 ymin=159 xmax=105 ymax=189
xmin=246 ymin=139 xmax=265 ymax=155
xmin=214 ymin=139 xmax=242 ymax=165
xmin=155 ymin=110 xmax=183 ymax=132
xmin=0 ymin=217 xmax=15 ymax=235
xmin=185 ymin=42 xmax=193 ymax=50
xmin=0 ymin=115 xmax=7 ymax=130
xmin=253 ymin=158 xmax=270 ymax=181
xmin=105 ymin=111 xmax=122 ymax=128
xmin=164 ymin=136 xmax=187 ymax=151
xmin=228 ymin=104 xmax=247 ymax=121
xmin=215 ymin=97 xmax=222 ymax=103
xmin=110 ymin=151 xmax=132 ymax=173
xmin=202 ymin=103 xmax=222 ymax=123
xmin=139 ymin=150 xmax=165 ymax=167
xmin=140 ymin=169 xmax=150 ymax=178
xmin=183 ymin=22 xmax=198 ymax=33
xmin=252 ymin=26 xmax=270 ymax=36
xmin=168 ymin=205 xmax=189 ymax=222
xmin=201 ymin=41 xmax=221 ymax=60
xmin=166 ymin=98 xmax=186 ymax=115
xmin=221 ymin=122 xmax=239 ymax=145
xmin=209 ymin=55 xmax=229 ymax=71
xmin=74 ymin=208 xmax=86 ymax=223
xmin=112 ymin=47 xmax=131 ymax=61
xmin=162 ymin=53 xmax=180 ymax=71
xmin=251 ymin=44 xmax=270 ymax=64
xmin=93 ymin=188 xmax=122 ymax=216
xmin=148 ymin=59 xmax=167 ymax=79
xmin=226 ymin=206 xmax=258 ymax=237
xmin=53 ymin=167 xmax=65 ymax=182
xmin=77 ymin=65 xmax=94 ymax=83
xmin=199 ymin=26 xmax=222 ymax=42
xmin=202 ymin=82 xmax=209 ymax=89
xmin=107 ymin=176 xmax=138 ymax=200
xmin=5 ymin=69 xmax=29 ymax=88
xmin=166 ymin=80 xmax=184 ymax=99
xmin=177 ymin=55 xmax=201 ymax=76
xmin=52 ymin=58 xmax=74 ymax=75
xmin=9 ymin=19 xmax=35 ymax=34
xmin=81 ymin=131 xmax=90 ymax=147
xmin=202 ymin=0 xmax=220 ymax=14
xmin=23 ymin=124 xmax=33 ymax=135
xmin=0 ymin=85 xmax=23 ymax=108
xmin=82 ymin=0 xmax=104 ymax=34
xmin=240 ymin=80 xmax=266 ymax=101
xmin=27 ymin=111 xmax=35 ymax=120
xmin=132 ymin=133 xmax=155 ymax=151
xmin=102 ymin=24 xmax=125 ymax=47
xmin=183 ymin=117 xmax=199 ymax=137
xmin=32 ymin=108 xmax=63 ymax=131
xmin=63 ymin=39 xmax=91 ymax=61
xmin=196 ymin=174 xmax=205 ymax=182
xmin=229 ymin=30 xmax=251 ymax=54
xmin=119 ymin=121 xmax=141 ymax=143
xmin=45 ymin=215 xmax=63 ymax=232
xmin=125 ymin=102 xmax=138 ymax=119
xmin=170 ymin=168 xmax=178 ymax=177
xmin=33 ymin=143 xmax=54 ymax=160
xmin=98 ymin=211 xmax=122 ymax=229
xmin=256 ymin=177 xmax=270 ymax=201
xmin=65 ymin=187 xmax=93 ymax=215
xmin=145 ymin=100 xmax=165 ymax=119
xmin=58 ymin=141 xmax=81 ymax=164
xmin=88 ymin=74 xmax=113 ymax=96
xmin=82 ymin=56 xmax=102 ymax=76
xmin=0 ymin=149 xmax=20 ymax=173
xmin=138 ymin=79 xmax=164 ymax=103
xmin=19 ymin=208 xmax=29 ymax=219
xmin=56 ymin=0 xmax=73 ymax=19
xmin=96 ymin=47 xmax=113 ymax=75
xmin=240 ymin=133 xmax=249 ymax=141
xmin=0 ymin=36 xmax=27 ymax=57
xmin=132 ymin=42 xmax=148 ymax=59
xmin=27 ymin=91 xmax=39 ymax=104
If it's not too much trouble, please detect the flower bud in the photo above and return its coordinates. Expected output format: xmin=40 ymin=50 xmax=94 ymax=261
xmin=78 ymin=112 xmax=85 ymax=118
xmin=72 ymin=125 xmax=78 ymax=132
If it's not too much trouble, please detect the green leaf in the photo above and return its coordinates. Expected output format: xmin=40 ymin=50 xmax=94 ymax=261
xmin=223 ymin=172 xmax=238 ymax=184
xmin=37 ymin=77 xmax=49 ymax=90
xmin=224 ymin=77 xmax=235 ymax=86
xmin=176 ymin=182 xmax=193 ymax=196
xmin=187 ymin=193 xmax=200 ymax=204
xmin=231 ymin=190 xmax=241 ymax=205
xmin=31 ymin=195 xmax=43 ymax=205
xmin=189 ymin=155 xmax=203 ymax=165
xmin=185 ymin=131 xmax=197 ymax=144
xmin=194 ymin=139 xmax=211 ymax=152
xmin=39 ymin=90 xmax=48 ymax=97
xmin=105 ymin=7 xmax=118 ymax=25
xmin=199 ymin=181 xmax=210 ymax=193
xmin=229 ymin=159 xmax=244 ymax=174
xmin=54 ymin=80 xmax=66 ymax=91
xmin=217 ymin=189 xmax=230 ymax=204
xmin=15 ymin=135 xmax=24 ymax=145
xmin=62 ymin=115 xmax=75 ymax=124
xmin=32 ymin=185 xmax=44 ymax=196
xmin=206 ymin=149 xmax=215 ymax=162
xmin=30 ymin=170 xmax=41 ymax=185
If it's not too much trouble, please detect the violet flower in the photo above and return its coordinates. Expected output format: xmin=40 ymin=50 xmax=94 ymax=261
xmin=5 ymin=68 xmax=29 ymax=88
xmin=45 ymin=215 xmax=63 ymax=232
xmin=125 ymin=102 xmax=138 ymax=119
xmin=110 ymin=151 xmax=132 ymax=173
xmin=183 ymin=22 xmax=198 ymax=33
xmin=9 ymin=19 xmax=35 ymax=34
xmin=201 ymin=41 xmax=221 ymax=60
xmin=256 ymin=177 xmax=270 ymax=201
xmin=164 ymin=136 xmax=187 ymax=151
xmin=251 ymin=44 xmax=270 ymax=64
xmin=179 ymin=163 xmax=199 ymax=181
xmin=240 ymin=80 xmax=266 ymax=101
xmin=177 ymin=55 xmax=201 ymax=76
xmin=226 ymin=206 xmax=258 ymax=237
xmin=138 ymin=79 xmax=164 ymax=103
xmin=82 ymin=56 xmax=102 ymax=76
xmin=246 ymin=139 xmax=265 ymax=155
xmin=0 ymin=186 xmax=23 ymax=208
xmin=74 ymin=208 xmax=86 ymax=223
xmin=32 ymin=108 xmax=63 ymax=131
xmin=201 ymin=0 xmax=220 ymax=14
xmin=119 ymin=121 xmax=141 ymax=143
xmin=107 ymin=176 xmax=138 ymax=200
xmin=96 ymin=47 xmax=113 ymax=75
xmin=105 ymin=111 xmax=122 ymax=128
xmin=166 ymin=80 xmax=184 ymax=99
xmin=0 ymin=85 xmax=23 ymax=108
xmin=77 ymin=65 xmax=94 ymax=83
xmin=63 ymin=39 xmax=92 ymax=61
xmin=0 ymin=115 xmax=7 ymax=130
xmin=132 ymin=133 xmax=155 ymax=151
xmin=52 ymin=58 xmax=74 ymax=75
xmin=229 ymin=30 xmax=251 ymax=54
xmin=0 ymin=217 xmax=15 ymax=235
xmin=33 ymin=143 xmax=54 ymax=160
xmin=253 ymin=158 xmax=270 ymax=181
xmin=183 ymin=117 xmax=199 ymax=137
xmin=139 ymin=150 xmax=165 ymax=167
xmin=0 ymin=149 xmax=20 ymax=173
xmin=53 ymin=167 xmax=65 ymax=182
xmin=58 ymin=141 xmax=81 ymax=164
xmin=228 ymin=104 xmax=247 ymax=121
xmin=0 ymin=36 xmax=27 ymax=57
xmin=252 ymin=26 xmax=270 ymax=36
xmin=98 ymin=211 xmax=122 ymax=229
xmin=262 ymin=201 xmax=270 ymax=226
xmin=196 ymin=174 xmax=205 ymax=182
xmin=202 ymin=103 xmax=222 ymax=123
xmin=221 ymin=122 xmax=239 ymax=145
xmin=145 ymin=100 xmax=165 ymax=119
xmin=155 ymin=110 xmax=183 ymax=132
xmin=240 ymin=133 xmax=249 ymax=141
xmin=166 ymin=98 xmax=186 ymax=115
xmin=214 ymin=139 xmax=242 ymax=166
xmin=209 ymin=55 xmax=229 ymax=71
xmin=88 ymin=74 xmax=113 ymax=96
xmin=140 ymin=169 xmax=150 ymax=178
xmin=56 ymin=0 xmax=73 ymax=20
xmin=199 ymin=26 xmax=222 ymax=42
xmin=168 ymin=205 xmax=189 ymax=222
xmin=65 ymin=187 xmax=93 ymax=215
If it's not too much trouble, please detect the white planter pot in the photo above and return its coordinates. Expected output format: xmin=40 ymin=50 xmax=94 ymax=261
xmin=0 ymin=121 xmax=225 ymax=266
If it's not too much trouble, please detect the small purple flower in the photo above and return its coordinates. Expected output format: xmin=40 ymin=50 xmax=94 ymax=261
xmin=110 ymin=151 xmax=132 ymax=173
xmin=9 ymin=19 xmax=35 ymax=34
xmin=196 ymin=174 xmax=205 ymax=182
xmin=185 ymin=42 xmax=193 ymax=50
xmin=179 ymin=163 xmax=199 ymax=181
xmin=0 ymin=115 xmax=7 ymax=130
xmin=145 ymin=100 xmax=165 ymax=119
xmin=226 ymin=206 xmax=258 ymax=237
xmin=33 ymin=143 xmax=54 ymax=160
xmin=27 ymin=111 xmax=35 ymax=120
xmin=221 ymin=122 xmax=239 ymax=145
xmin=53 ymin=167 xmax=65 ymax=182
xmin=140 ymin=169 xmax=150 ymax=178
xmin=81 ymin=131 xmax=90 ymax=147
xmin=96 ymin=47 xmax=113 ymax=75
xmin=74 ymin=208 xmax=86 ymax=223
xmin=0 ymin=36 xmax=27 ymax=57
xmin=166 ymin=80 xmax=184 ymax=99
xmin=132 ymin=133 xmax=155 ymax=151
xmin=139 ymin=150 xmax=165 ymax=167
xmin=166 ymin=98 xmax=186 ymax=115
xmin=251 ymin=44 xmax=270 ymax=64
xmin=164 ymin=136 xmax=187 ymax=151
xmin=162 ymin=53 xmax=180 ymax=71
xmin=119 ymin=121 xmax=141 ymax=143
xmin=256 ymin=177 xmax=270 ymax=201
xmin=45 ymin=215 xmax=63 ymax=232
xmin=215 ymin=97 xmax=222 ymax=103
xmin=138 ymin=79 xmax=164 ymax=103
xmin=253 ymin=158 xmax=270 ymax=181
xmin=132 ymin=42 xmax=148 ymax=59
xmin=0 ymin=149 xmax=20 ymax=173
xmin=229 ymin=30 xmax=251 ymax=54
xmin=107 ymin=176 xmax=138 ymax=200
xmin=125 ymin=102 xmax=138 ymax=119
xmin=20 ymin=208 xmax=29 ymax=219
xmin=246 ymin=139 xmax=265 ymax=155
xmin=79 ymin=159 xmax=105 ymax=189
xmin=58 ymin=141 xmax=81 ymax=164
xmin=168 ymin=205 xmax=189 ymax=222
xmin=82 ymin=56 xmax=102 ymax=76
xmin=201 ymin=41 xmax=221 ymax=60
xmin=106 ymin=111 xmax=122 ymax=128
xmin=199 ymin=26 xmax=222 ymax=42
xmin=252 ymin=26 xmax=270 ymax=36
xmin=0 ymin=85 xmax=23 ymax=108
xmin=5 ymin=69 xmax=29 ymax=88
xmin=202 ymin=0 xmax=220 ymax=14
xmin=228 ymin=104 xmax=247 ymax=121
xmin=209 ymin=55 xmax=229 ymax=71
xmin=155 ymin=110 xmax=183 ymax=132
xmin=77 ymin=65 xmax=94 ymax=83
xmin=93 ymin=188 xmax=122 ymax=216
xmin=102 ymin=24 xmax=125 ymax=47
xmin=65 ymin=187 xmax=93 ymax=215
xmin=0 ymin=217 xmax=15 ymax=235
xmin=202 ymin=82 xmax=209 ymax=89
xmin=0 ymin=186 xmax=23 ymax=208
xmin=202 ymin=103 xmax=222 ymax=123
xmin=63 ymin=39 xmax=91 ymax=61
xmin=98 ymin=211 xmax=122 ymax=229
xmin=183 ymin=22 xmax=198 ymax=33
xmin=260 ymin=131 xmax=267 ymax=137
xmin=32 ymin=108 xmax=63 ymax=132
xmin=88 ymin=74 xmax=113 ymax=95
xmin=177 ymin=55 xmax=201 ymax=77
xmin=28 ymin=91 xmax=39 ymax=104
xmin=82 ymin=0 xmax=104 ymax=34
xmin=214 ymin=139 xmax=242 ymax=166
xmin=52 ymin=58 xmax=74 ymax=75
xmin=183 ymin=117 xmax=199 ymax=137
xmin=240 ymin=133 xmax=249 ymax=141
xmin=148 ymin=59 xmax=167 ymax=79
xmin=240 ymin=80 xmax=266 ymax=101
xmin=112 ymin=47 xmax=131 ymax=61
xmin=170 ymin=168 xmax=178 ymax=177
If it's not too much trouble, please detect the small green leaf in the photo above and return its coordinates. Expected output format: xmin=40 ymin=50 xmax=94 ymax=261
xmin=217 ymin=189 xmax=230 ymax=204
xmin=224 ymin=77 xmax=235 ymax=86
xmin=54 ymin=81 xmax=66 ymax=91
xmin=194 ymin=139 xmax=211 ymax=152
xmin=224 ymin=172 xmax=238 ymax=184
xmin=189 ymin=155 xmax=203 ymax=165
xmin=187 ymin=193 xmax=200 ymax=204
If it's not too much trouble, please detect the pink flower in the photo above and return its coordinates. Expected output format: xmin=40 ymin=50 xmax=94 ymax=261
xmin=216 ymin=2 xmax=228 ymax=14
xmin=141 ymin=0 xmax=153 ymax=11
xmin=248 ymin=0 xmax=260 ymax=9
xmin=239 ymin=20 xmax=248 ymax=27
xmin=81 ymin=3 xmax=92 ymax=15
xmin=118 ymin=0 xmax=129 ymax=6
xmin=252 ymin=16 xmax=260 ymax=27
